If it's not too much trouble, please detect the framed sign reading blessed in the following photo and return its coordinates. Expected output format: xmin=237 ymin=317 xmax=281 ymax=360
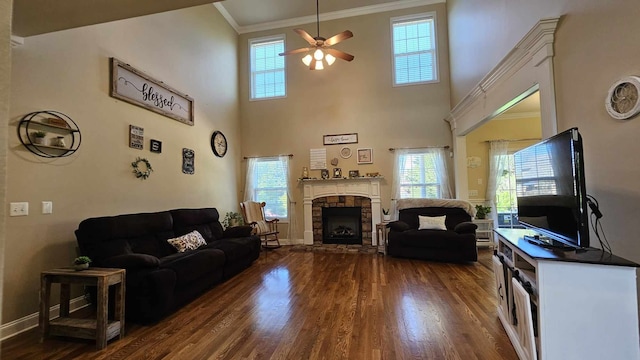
xmin=323 ymin=133 xmax=358 ymax=145
xmin=110 ymin=58 xmax=194 ymax=126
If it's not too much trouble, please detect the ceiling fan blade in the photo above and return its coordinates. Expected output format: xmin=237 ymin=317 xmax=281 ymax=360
xmin=310 ymin=60 xmax=316 ymax=70
xmin=325 ymin=48 xmax=355 ymax=62
xmin=294 ymin=28 xmax=316 ymax=45
xmin=279 ymin=47 xmax=310 ymax=56
xmin=324 ymin=30 xmax=353 ymax=46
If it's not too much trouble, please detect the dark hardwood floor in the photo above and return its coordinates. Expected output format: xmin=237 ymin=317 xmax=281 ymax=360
xmin=1 ymin=248 xmax=517 ymax=359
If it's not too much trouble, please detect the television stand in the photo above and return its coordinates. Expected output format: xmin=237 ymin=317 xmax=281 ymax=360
xmin=523 ymin=234 xmax=575 ymax=250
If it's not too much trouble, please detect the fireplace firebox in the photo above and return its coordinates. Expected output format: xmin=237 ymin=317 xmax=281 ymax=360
xmin=322 ymin=207 xmax=362 ymax=245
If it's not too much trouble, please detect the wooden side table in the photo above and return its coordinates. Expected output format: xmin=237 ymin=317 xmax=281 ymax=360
xmin=39 ymin=267 xmax=126 ymax=350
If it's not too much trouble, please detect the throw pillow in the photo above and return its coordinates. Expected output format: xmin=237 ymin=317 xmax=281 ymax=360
xmin=167 ymin=230 xmax=207 ymax=252
xmin=418 ymin=215 xmax=447 ymax=230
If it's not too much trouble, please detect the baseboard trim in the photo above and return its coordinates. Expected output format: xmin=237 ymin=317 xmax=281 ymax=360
xmin=278 ymin=238 xmax=305 ymax=245
xmin=0 ymin=296 xmax=89 ymax=341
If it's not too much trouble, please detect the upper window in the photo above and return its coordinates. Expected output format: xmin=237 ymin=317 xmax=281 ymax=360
xmin=249 ymin=35 xmax=286 ymax=100
xmin=391 ymin=13 xmax=438 ymax=86
xmin=250 ymin=157 xmax=289 ymax=220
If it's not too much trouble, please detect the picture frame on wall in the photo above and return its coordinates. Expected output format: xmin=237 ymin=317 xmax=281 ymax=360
xmin=357 ymin=148 xmax=373 ymax=164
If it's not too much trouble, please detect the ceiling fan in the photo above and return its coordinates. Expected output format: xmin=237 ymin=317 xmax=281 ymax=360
xmin=278 ymin=0 xmax=355 ymax=70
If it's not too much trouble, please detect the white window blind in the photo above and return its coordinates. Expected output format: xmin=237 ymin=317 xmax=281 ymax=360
xmin=252 ymin=158 xmax=288 ymax=219
xmin=250 ymin=36 xmax=286 ymax=100
xmin=515 ymin=145 xmax=557 ymax=197
xmin=398 ymin=152 xmax=441 ymax=198
xmin=391 ymin=13 xmax=437 ymax=86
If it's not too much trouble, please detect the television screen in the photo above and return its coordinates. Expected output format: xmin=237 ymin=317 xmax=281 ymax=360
xmin=514 ymin=128 xmax=589 ymax=248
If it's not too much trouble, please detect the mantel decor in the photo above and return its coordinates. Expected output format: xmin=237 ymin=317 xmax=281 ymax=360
xmin=323 ymin=133 xmax=358 ymax=145
xmin=132 ymin=157 xmax=153 ymax=179
xmin=110 ymin=58 xmax=194 ymax=126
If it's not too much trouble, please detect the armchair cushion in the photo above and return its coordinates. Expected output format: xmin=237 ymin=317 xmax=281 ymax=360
xmin=418 ymin=215 xmax=447 ymax=230
xmin=223 ymin=225 xmax=253 ymax=238
xmin=102 ymin=253 xmax=160 ymax=269
xmin=387 ymin=221 xmax=411 ymax=232
xmin=454 ymin=221 xmax=478 ymax=234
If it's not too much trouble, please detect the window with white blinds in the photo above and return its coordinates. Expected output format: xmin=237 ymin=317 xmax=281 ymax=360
xmin=250 ymin=35 xmax=286 ymax=100
xmin=515 ymin=145 xmax=557 ymax=197
xmin=398 ymin=152 xmax=442 ymax=198
xmin=391 ymin=13 xmax=438 ymax=86
xmin=252 ymin=157 xmax=288 ymax=219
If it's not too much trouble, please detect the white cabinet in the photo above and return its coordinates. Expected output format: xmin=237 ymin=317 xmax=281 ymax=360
xmin=494 ymin=228 xmax=640 ymax=360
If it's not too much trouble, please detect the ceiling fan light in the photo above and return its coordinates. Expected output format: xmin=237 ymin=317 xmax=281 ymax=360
xmin=315 ymin=60 xmax=324 ymax=70
xmin=313 ymin=48 xmax=324 ymax=61
xmin=325 ymin=54 xmax=336 ymax=66
xmin=302 ymin=54 xmax=312 ymax=66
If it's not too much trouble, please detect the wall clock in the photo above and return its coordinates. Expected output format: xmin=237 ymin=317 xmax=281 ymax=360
xmin=211 ymin=131 xmax=227 ymax=157
xmin=605 ymin=76 xmax=640 ymax=120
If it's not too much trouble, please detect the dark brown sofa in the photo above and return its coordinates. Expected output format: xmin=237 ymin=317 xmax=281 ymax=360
xmin=387 ymin=199 xmax=478 ymax=262
xmin=75 ymin=208 xmax=261 ymax=323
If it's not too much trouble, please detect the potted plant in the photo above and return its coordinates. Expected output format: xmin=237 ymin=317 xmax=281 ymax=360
xmin=475 ymin=205 xmax=492 ymax=220
xmin=73 ymin=256 xmax=91 ymax=271
xmin=222 ymin=212 xmax=244 ymax=229
xmin=30 ymin=130 xmax=47 ymax=145
xmin=382 ymin=208 xmax=391 ymax=222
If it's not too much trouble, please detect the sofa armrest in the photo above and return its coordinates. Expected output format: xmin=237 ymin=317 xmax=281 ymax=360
xmin=101 ymin=253 xmax=160 ymax=270
xmin=454 ymin=221 xmax=478 ymax=234
xmin=222 ymin=225 xmax=254 ymax=238
xmin=386 ymin=220 xmax=411 ymax=232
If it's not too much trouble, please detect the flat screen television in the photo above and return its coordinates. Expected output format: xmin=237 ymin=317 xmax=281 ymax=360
xmin=514 ymin=127 xmax=590 ymax=249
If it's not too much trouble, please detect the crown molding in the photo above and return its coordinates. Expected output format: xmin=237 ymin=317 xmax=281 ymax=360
xmin=448 ymin=17 xmax=559 ymax=124
xmin=216 ymin=0 xmax=444 ymax=34
xmin=10 ymin=35 xmax=24 ymax=47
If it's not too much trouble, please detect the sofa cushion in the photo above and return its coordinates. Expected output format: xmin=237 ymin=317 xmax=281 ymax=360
xmin=390 ymin=229 xmax=470 ymax=249
xmin=418 ymin=215 xmax=447 ymax=230
xmin=399 ymin=207 xmax=472 ymax=230
xmin=167 ymin=231 xmax=207 ymax=252
xmin=170 ymin=208 xmax=225 ymax=242
xmin=387 ymin=221 xmax=411 ymax=232
xmin=102 ymin=253 xmax=160 ymax=269
xmin=454 ymin=222 xmax=478 ymax=234
xmin=159 ymin=249 xmax=225 ymax=285
xmin=203 ymin=238 xmax=256 ymax=263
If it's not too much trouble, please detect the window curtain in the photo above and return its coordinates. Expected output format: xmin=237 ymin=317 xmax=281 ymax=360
xmin=390 ymin=148 xmax=452 ymax=220
xmin=487 ymin=141 xmax=509 ymax=224
xmin=279 ymin=155 xmax=297 ymax=242
xmin=243 ymin=158 xmax=258 ymax=202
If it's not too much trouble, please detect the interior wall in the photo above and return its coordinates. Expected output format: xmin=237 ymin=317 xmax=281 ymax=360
xmin=448 ymin=0 xmax=640 ymax=262
xmin=465 ymin=117 xmax=540 ymax=201
xmin=0 ymin=0 xmax=13 ymax=337
xmin=5 ymin=5 xmax=239 ymax=323
xmin=238 ymin=3 xmax=452 ymax=240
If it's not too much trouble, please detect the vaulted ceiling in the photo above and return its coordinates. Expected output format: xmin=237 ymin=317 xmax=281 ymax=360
xmin=12 ymin=0 xmax=441 ymax=37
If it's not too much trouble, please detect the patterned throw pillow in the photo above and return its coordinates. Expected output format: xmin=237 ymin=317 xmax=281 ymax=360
xmin=418 ymin=215 xmax=447 ymax=230
xmin=167 ymin=230 xmax=207 ymax=252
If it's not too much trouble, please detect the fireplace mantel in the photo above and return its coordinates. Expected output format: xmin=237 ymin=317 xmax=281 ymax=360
xmin=302 ymin=178 xmax=382 ymax=245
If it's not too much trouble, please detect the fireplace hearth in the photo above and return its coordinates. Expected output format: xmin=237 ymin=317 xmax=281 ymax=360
xmin=322 ymin=207 xmax=362 ymax=245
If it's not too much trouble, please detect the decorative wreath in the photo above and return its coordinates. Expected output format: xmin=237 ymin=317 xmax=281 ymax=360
xmin=131 ymin=157 xmax=153 ymax=179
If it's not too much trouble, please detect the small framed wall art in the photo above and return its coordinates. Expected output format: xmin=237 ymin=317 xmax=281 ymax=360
xmin=357 ymin=148 xmax=373 ymax=164
xmin=150 ymin=139 xmax=162 ymax=153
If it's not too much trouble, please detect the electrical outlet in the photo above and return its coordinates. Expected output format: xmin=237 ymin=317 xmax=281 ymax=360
xmin=10 ymin=202 xmax=29 ymax=216
xmin=42 ymin=201 xmax=53 ymax=214
xmin=477 ymin=178 xmax=483 ymax=185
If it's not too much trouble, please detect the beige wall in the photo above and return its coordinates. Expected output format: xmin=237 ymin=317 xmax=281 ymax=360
xmin=449 ymin=0 xmax=640 ymax=262
xmin=5 ymin=5 xmax=239 ymax=323
xmin=1 ymin=0 xmax=13 ymax=334
xmin=466 ymin=117 xmax=541 ymax=200
xmin=238 ymin=4 xmax=452 ymax=240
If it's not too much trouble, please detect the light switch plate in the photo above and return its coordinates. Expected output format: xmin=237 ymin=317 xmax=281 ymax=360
xmin=10 ymin=202 xmax=29 ymax=216
xmin=42 ymin=201 xmax=53 ymax=214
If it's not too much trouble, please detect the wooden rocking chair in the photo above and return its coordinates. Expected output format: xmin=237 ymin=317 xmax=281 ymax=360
xmin=240 ymin=201 xmax=281 ymax=249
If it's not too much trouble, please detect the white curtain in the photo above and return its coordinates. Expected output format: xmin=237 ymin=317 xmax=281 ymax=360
xmin=487 ymin=141 xmax=509 ymax=224
xmin=243 ymin=158 xmax=258 ymax=202
xmin=390 ymin=148 xmax=452 ymax=220
xmin=279 ymin=155 xmax=297 ymax=242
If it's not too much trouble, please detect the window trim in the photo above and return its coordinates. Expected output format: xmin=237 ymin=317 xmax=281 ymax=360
xmin=397 ymin=151 xmax=444 ymax=199
xmin=390 ymin=12 xmax=439 ymax=87
xmin=249 ymin=34 xmax=287 ymax=101
xmin=250 ymin=157 xmax=289 ymax=221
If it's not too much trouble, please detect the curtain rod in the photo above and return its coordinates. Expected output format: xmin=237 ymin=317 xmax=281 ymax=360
xmin=388 ymin=145 xmax=450 ymax=151
xmin=483 ymin=138 xmax=540 ymax=143
xmin=243 ymin=154 xmax=293 ymax=159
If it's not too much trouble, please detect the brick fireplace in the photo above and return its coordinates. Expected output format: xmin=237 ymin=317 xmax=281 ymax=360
xmin=313 ymin=196 xmax=369 ymax=245
xmin=302 ymin=178 xmax=382 ymax=247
